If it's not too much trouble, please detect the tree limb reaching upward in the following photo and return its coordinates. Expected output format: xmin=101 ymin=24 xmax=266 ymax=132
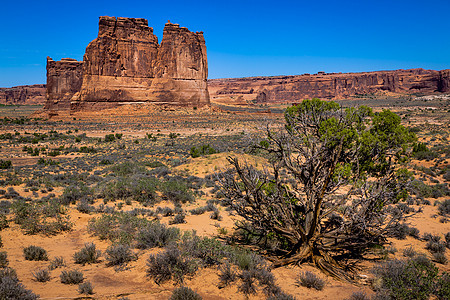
xmin=218 ymin=98 xmax=416 ymax=281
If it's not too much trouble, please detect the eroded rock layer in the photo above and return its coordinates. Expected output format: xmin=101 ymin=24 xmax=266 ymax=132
xmin=208 ymin=68 xmax=450 ymax=104
xmin=0 ymin=84 xmax=46 ymax=105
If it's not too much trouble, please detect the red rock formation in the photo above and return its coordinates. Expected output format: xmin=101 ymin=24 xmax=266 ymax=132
xmin=70 ymin=16 xmax=209 ymax=110
xmin=45 ymin=57 xmax=83 ymax=110
xmin=0 ymin=84 xmax=46 ymax=105
xmin=209 ymin=69 xmax=450 ymax=104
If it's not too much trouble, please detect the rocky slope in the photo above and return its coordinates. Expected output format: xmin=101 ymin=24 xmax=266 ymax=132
xmin=45 ymin=16 xmax=209 ymax=112
xmin=0 ymin=84 xmax=46 ymax=105
xmin=208 ymin=68 xmax=450 ymax=105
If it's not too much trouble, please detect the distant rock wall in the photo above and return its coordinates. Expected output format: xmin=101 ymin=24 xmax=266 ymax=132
xmin=209 ymin=68 xmax=450 ymax=104
xmin=0 ymin=84 xmax=46 ymax=105
xmin=45 ymin=57 xmax=84 ymax=110
xmin=45 ymin=16 xmax=210 ymax=111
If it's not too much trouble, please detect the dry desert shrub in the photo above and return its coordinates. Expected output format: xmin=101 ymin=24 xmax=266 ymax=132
xmin=169 ymin=286 xmax=202 ymax=300
xmin=73 ymin=243 xmax=101 ymax=265
xmin=23 ymin=245 xmax=48 ymax=261
xmin=296 ymin=271 xmax=325 ymax=291
xmin=60 ymin=269 xmax=84 ymax=284
xmin=78 ymin=281 xmax=94 ymax=295
xmin=105 ymin=244 xmax=136 ymax=267
xmin=32 ymin=269 xmax=50 ymax=282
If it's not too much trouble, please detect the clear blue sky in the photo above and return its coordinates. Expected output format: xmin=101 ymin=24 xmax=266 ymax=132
xmin=1 ymin=0 xmax=449 ymax=87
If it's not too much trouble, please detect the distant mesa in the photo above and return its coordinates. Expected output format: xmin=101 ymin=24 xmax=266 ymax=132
xmin=44 ymin=16 xmax=210 ymax=112
xmin=209 ymin=68 xmax=450 ymax=105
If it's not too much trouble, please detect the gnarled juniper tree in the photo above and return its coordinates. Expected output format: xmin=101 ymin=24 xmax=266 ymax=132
xmin=218 ymin=98 xmax=416 ymax=280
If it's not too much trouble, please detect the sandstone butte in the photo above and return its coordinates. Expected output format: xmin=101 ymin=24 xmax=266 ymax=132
xmin=44 ymin=16 xmax=210 ymax=111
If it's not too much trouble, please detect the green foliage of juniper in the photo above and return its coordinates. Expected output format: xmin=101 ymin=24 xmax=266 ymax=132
xmin=220 ymin=98 xmax=417 ymax=280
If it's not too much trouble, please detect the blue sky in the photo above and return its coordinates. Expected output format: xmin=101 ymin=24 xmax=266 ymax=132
xmin=1 ymin=0 xmax=449 ymax=87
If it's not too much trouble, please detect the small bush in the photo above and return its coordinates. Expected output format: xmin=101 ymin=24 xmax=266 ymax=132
xmin=347 ymin=291 xmax=370 ymax=300
xmin=161 ymin=179 xmax=194 ymax=204
xmin=0 ymin=160 xmax=12 ymax=169
xmin=78 ymin=281 xmax=94 ymax=295
xmin=74 ymin=243 xmax=101 ymax=265
xmin=218 ymin=263 xmax=237 ymax=287
xmin=105 ymin=244 xmax=135 ymax=267
xmin=136 ymin=222 xmax=180 ymax=249
xmin=23 ymin=245 xmax=48 ymax=261
xmin=169 ymin=213 xmax=186 ymax=225
xmin=60 ymin=269 xmax=84 ymax=284
xmin=267 ymin=292 xmax=296 ymax=300
xmin=169 ymin=286 xmax=202 ymax=300
xmin=296 ymin=271 xmax=325 ymax=290
xmin=190 ymin=144 xmax=217 ymax=158
xmin=0 ymin=267 xmax=38 ymax=299
xmin=48 ymin=256 xmax=65 ymax=270
xmin=238 ymin=270 xmax=257 ymax=295
xmin=434 ymin=272 xmax=450 ymax=300
xmin=146 ymin=245 xmax=198 ymax=284
xmin=438 ymin=199 xmax=450 ymax=216
xmin=403 ymin=246 xmax=417 ymax=258
xmin=0 ymin=252 xmax=8 ymax=267
xmin=104 ymin=134 xmax=115 ymax=142
xmin=433 ymin=252 xmax=448 ymax=265
xmin=209 ymin=209 xmax=222 ymax=221
xmin=426 ymin=240 xmax=446 ymax=253
xmin=190 ymin=207 xmax=206 ymax=215
xmin=372 ymin=256 xmax=438 ymax=300
xmin=32 ymin=269 xmax=50 ymax=282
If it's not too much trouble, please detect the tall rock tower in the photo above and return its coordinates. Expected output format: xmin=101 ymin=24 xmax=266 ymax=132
xmin=46 ymin=16 xmax=210 ymax=111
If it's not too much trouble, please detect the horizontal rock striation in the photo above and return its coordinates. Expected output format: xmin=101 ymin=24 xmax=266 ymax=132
xmin=44 ymin=16 xmax=209 ymax=112
xmin=208 ymin=69 xmax=450 ymax=104
xmin=0 ymin=84 xmax=46 ymax=105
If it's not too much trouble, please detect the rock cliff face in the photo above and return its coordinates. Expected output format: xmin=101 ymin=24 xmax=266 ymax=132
xmin=209 ymin=68 xmax=450 ymax=104
xmin=45 ymin=57 xmax=84 ymax=110
xmin=61 ymin=16 xmax=210 ymax=110
xmin=0 ymin=84 xmax=46 ymax=105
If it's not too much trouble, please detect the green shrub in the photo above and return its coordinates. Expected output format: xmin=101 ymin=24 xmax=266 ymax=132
xmin=47 ymin=150 xmax=60 ymax=157
xmin=105 ymin=244 xmax=136 ymax=267
xmin=60 ymin=270 xmax=84 ymax=284
xmin=23 ymin=245 xmax=48 ymax=261
xmin=169 ymin=286 xmax=202 ymax=300
xmin=0 ymin=267 xmax=37 ymax=299
xmin=104 ymin=134 xmax=115 ymax=142
xmin=438 ymin=199 xmax=450 ymax=216
xmin=73 ymin=243 xmax=101 ymax=265
xmin=190 ymin=144 xmax=217 ymax=158
xmin=372 ymin=256 xmax=438 ymax=300
xmin=0 ymin=251 xmax=8 ymax=267
xmin=0 ymin=160 xmax=12 ymax=169
xmin=11 ymin=199 xmax=72 ymax=235
xmin=161 ymin=179 xmax=194 ymax=203
xmin=48 ymin=256 xmax=65 ymax=270
xmin=296 ymin=271 xmax=325 ymax=290
xmin=78 ymin=281 xmax=94 ymax=295
xmin=136 ymin=222 xmax=180 ymax=249
xmin=434 ymin=272 xmax=450 ymax=300
xmin=59 ymin=184 xmax=92 ymax=205
xmin=32 ymin=269 xmax=50 ymax=282
xmin=88 ymin=212 xmax=151 ymax=244
xmin=146 ymin=245 xmax=198 ymax=284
